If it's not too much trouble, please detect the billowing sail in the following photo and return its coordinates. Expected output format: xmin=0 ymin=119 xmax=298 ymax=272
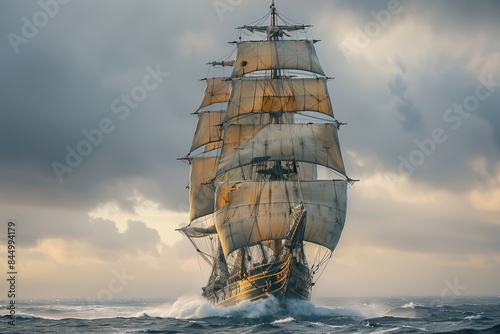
xmin=301 ymin=180 xmax=347 ymax=251
xmin=189 ymin=156 xmax=218 ymax=221
xmin=297 ymin=162 xmax=317 ymax=180
xmin=214 ymin=181 xmax=293 ymax=257
xmin=226 ymin=77 xmax=333 ymax=121
xmin=179 ymin=219 xmax=217 ymax=238
xmin=198 ymin=77 xmax=232 ymax=110
xmin=214 ymin=180 xmax=347 ymax=256
xmin=190 ymin=110 xmax=225 ymax=153
xmin=231 ymin=40 xmax=325 ymax=77
xmin=217 ymin=123 xmax=345 ymax=176
xmin=190 ymin=111 xmax=271 ymax=153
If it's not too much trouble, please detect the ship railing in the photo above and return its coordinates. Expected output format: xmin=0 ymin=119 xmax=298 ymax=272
xmin=223 ymin=256 xmax=295 ymax=295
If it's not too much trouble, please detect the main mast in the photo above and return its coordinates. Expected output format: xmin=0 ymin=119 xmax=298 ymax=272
xmin=270 ymin=0 xmax=282 ymax=257
xmin=269 ymin=0 xmax=280 ymax=109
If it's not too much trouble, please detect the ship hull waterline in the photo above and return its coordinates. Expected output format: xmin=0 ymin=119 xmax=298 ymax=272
xmin=203 ymin=255 xmax=312 ymax=307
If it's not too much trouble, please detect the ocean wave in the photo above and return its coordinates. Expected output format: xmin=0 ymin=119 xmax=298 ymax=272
xmin=464 ymin=314 xmax=484 ymax=321
xmin=151 ymin=294 xmax=366 ymax=320
xmin=1 ymin=297 xmax=498 ymax=333
xmin=400 ymin=301 xmax=424 ymax=309
xmin=271 ymin=317 xmax=294 ymax=324
xmin=14 ymin=313 xmax=40 ymax=320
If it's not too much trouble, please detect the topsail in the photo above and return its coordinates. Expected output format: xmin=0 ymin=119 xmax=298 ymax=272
xmin=231 ymin=40 xmax=325 ymax=78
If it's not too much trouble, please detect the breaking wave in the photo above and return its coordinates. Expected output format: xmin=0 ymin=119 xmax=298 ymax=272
xmin=150 ymin=294 xmax=366 ymax=320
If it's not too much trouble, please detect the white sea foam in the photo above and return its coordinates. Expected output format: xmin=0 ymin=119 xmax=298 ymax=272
xmin=401 ymin=301 xmax=424 ymax=309
xmin=147 ymin=294 xmax=283 ymax=319
xmin=16 ymin=313 xmax=39 ymax=319
xmin=153 ymin=294 xmax=371 ymax=319
xmin=271 ymin=317 xmax=294 ymax=324
xmin=464 ymin=314 xmax=483 ymax=321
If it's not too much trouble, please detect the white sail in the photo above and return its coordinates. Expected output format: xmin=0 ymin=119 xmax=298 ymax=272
xmin=231 ymin=40 xmax=325 ymax=77
xmin=191 ymin=111 xmax=270 ymax=153
xmin=179 ymin=215 xmax=217 ymax=238
xmin=217 ymin=123 xmax=345 ymax=176
xmin=297 ymin=162 xmax=317 ymax=180
xmin=190 ymin=110 xmax=225 ymax=153
xmin=214 ymin=181 xmax=294 ymax=257
xmin=189 ymin=156 xmax=218 ymax=221
xmin=301 ymin=180 xmax=347 ymax=251
xmin=198 ymin=77 xmax=232 ymax=110
xmin=226 ymin=77 xmax=333 ymax=121
xmin=214 ymin=180 xmax=347 ymax=256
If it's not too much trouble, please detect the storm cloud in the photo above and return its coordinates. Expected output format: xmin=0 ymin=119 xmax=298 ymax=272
xmin=0 ymin=0 xmax=499 ymax=298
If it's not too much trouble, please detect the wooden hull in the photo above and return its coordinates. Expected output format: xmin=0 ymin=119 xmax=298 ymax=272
xmin=203 ymin=256 xmax=312 ymax=307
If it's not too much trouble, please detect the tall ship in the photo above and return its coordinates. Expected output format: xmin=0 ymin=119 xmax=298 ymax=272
xmin=178 ymin=1 xmax=355 ymax=306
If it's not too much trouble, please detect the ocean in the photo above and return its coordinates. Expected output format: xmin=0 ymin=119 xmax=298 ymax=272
xmin=1 ymin=295 xmax=499 ymax=333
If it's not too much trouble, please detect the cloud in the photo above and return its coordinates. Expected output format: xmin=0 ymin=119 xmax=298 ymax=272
xmin=317 ymin=1 xmax=500 ymax=198
xmin=345 ymin=173 xmax=500 ymax=255
xmin=388 ymin=72 xmax=424 ymax=131
xmin=1 ymin=0 xmax=499 ymax=298
xmin=0 ymin=204 xmax=161 ymax=257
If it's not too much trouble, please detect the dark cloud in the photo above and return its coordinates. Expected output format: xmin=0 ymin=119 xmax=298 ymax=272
xmin=0 ymin=0 xmax=201 ymax=211
xmin=388 ymin=73 xmax=424 ymax=131
xmin=328 ymin=21 xmax=500 ymax=195
xmin=0 ymin=0 xmax=499 ymax=298
xmin=0 ymin=0 xmax=498 ymax=229
xmin=1 ymin=0 xmax=497 ymax=214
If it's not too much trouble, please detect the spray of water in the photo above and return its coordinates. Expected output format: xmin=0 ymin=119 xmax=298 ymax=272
xmin=145 ymin=294 xmax=374 ymax=320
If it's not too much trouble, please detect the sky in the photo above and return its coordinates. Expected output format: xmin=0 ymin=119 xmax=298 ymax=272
xmin=0 ymin=0 xmax=499 ymax=301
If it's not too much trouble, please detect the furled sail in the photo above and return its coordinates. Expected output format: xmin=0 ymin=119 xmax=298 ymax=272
xmin=225 ymin=77 xmax=333 ymax=121
xmin=198 ymin=77 xmax=232 ymax=110
xmin=239 ymin=25 xmax=311 ymax=33
xmin=231 ymin=40 xmax=325 ymax=77
xmin=217 ymin=123 xmax=345 ymax=176
xmin=214 ymin=180 xmax=347 ymax=256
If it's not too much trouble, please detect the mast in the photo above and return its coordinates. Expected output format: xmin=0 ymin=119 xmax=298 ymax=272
xmin=270 ymin=0 xmax=282 ymax=257
xmin=270 ymin=0 xmax=280 ymax=81
xmin=271 ymin=0 xmax=277 ymax=27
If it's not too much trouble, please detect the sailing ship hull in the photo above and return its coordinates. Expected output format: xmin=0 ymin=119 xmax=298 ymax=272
xmin=203 ymin=255 xmax=312 ymax=307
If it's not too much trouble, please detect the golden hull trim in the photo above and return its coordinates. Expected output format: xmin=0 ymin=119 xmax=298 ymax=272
xmin=204 ymin=256 xmax=312 ymax=307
